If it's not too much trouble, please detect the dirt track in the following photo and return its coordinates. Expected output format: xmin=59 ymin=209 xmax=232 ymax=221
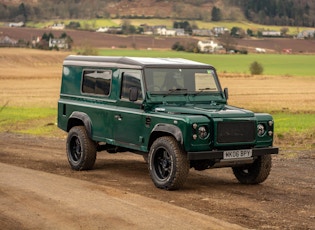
xmin=0 ymin=132 xmax=314 ymax=229
xmin=0 ymin=163 xmax=244 ymax=230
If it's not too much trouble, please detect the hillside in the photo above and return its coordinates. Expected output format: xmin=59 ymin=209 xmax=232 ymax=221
xmin=1 ymin=0 xmax=314 ymax=27
xmin=0 ymin=0 xmax=221 ymax=21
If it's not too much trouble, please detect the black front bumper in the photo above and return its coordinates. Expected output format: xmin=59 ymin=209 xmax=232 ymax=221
xmin=187 ymin=147 xmax=279 ymax=160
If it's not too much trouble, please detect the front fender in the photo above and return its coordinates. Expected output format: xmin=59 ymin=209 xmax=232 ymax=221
xmin=151 ymin=123 xmax=183 ymax=144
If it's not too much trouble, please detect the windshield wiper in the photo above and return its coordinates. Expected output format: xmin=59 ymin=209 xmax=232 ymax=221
xmin=163 ymin=88 xmax=188 ymax=97
xmin=193 ymin=87 xmax=217 ymax=95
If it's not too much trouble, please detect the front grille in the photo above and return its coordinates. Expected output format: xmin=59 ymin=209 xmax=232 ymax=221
xmin=217 ymin=121 xmax=255 ymax=144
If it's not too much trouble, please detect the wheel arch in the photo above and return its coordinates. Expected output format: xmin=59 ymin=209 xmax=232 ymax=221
xmin=148 ymin=123 xmax=183 ymax=150
xmin=67 ymin=111 xmax=92 ymax=138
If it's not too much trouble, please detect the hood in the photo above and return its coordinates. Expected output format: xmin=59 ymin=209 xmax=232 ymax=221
xmin=153 ymin=104 xmax=254 ymax=118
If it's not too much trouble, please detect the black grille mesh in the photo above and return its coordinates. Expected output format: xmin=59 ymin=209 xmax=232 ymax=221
xmin=217 ymin=121 xmax=256 ymax=143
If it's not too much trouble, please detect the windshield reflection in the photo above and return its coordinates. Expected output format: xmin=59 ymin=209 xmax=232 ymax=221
xmin=144 ymin=68 xmax=219 ymax=93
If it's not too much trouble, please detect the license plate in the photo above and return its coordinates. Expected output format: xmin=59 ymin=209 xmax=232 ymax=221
xmin=223 ymin=149 xmax=252 ymax=159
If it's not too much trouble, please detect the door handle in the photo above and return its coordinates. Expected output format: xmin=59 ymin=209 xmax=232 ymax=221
xmin=115 ymin=114 xmax=122 ymax=121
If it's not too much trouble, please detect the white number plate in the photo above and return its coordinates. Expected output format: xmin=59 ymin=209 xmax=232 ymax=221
xmin=223 ymin=149 xmax=252 ymax=159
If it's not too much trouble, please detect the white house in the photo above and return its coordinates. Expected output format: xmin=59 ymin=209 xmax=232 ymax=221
xmin=192 ymin=29 xmax=213 ymax=37
xmin=96 ymin=27 xmax=109 ymax=32
xmin=156 ymin=27 xmax=176 ymax=36
xmin=297 ymin=30 xmax=315 ymax=39
xmin=213 ymin=27 xmax=229 ymax=36
xmin=49 ymin=38 xmax=68 ymax=49
xmin=9 ymin=21 xmax=24 ymax=27
xmin=174 ymin=29 xmax=185 ymax=36
xmin=197 ymin=40 xmax=222 ymax=53
xmin=255 ymin=48 xmax=266 ymax=53
xmin=51 ymin=23 xmax=65 ymax=30
xmin=262 ymin=31 xmax=281 ymax=37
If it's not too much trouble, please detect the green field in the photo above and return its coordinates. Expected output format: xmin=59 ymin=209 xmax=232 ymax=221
xmin=99 ymin=49 xmax=315 ymax=77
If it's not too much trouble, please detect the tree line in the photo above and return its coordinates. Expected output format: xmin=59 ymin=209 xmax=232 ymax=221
xmin=228 ymin=0 xmax=315 ymax=27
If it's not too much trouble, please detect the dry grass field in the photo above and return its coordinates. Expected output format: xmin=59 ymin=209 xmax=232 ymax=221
xmin=1 ymin=48 xmax=314 ymax=113
xmin=0 ymin=48 xmax=70 ymax=108
xmin=220 ymin=75 xmax=315 ymax=113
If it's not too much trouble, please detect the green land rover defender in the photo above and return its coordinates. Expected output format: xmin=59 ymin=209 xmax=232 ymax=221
xmin=58 ymin=55 xmax=278 ymax=190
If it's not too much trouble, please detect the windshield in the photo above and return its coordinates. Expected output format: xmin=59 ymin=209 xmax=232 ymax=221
xmin=144 ymin=68 xmax=220 ymax=93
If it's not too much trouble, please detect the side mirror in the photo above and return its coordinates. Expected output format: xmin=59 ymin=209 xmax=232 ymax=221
xmin=129 ymin=87 xmax=139 ymax=102
xmin=224 ymin=88 xmax=229 ymax=100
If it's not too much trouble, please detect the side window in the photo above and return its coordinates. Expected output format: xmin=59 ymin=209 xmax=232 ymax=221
xmin=121 ymin=71 xmax=143 ymax=101
xmin=82 ymin=70 xmax=111 ymax=96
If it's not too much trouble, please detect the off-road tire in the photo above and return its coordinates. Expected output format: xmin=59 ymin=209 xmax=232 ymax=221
xmin=67 ymin=126 xmax=97 ymax=171
xmin=148 ymin=136 xmax=189 ymax=190
xmin=232 ymin=154 xmax=272 ymax=184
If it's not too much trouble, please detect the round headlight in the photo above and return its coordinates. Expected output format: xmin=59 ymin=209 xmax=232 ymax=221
xmin=198 ymin=126 xmax=208 ymax=139
xmin=257 ymin=124 xmax=265 ymax=137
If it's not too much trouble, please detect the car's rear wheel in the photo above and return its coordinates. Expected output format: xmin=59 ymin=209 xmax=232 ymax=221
xmin=232 ymin=154 xmax=272 ymax=184
xmin=67 ymin=126 xmax=97 ymax=170
xmin=148 ymin=136 xmax=189 ymax=190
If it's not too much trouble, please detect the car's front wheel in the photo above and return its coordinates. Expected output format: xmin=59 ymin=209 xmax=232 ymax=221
xmin=67 ymin=126 xmax=97 ymax=170
xmin=148 ymin=136 xmax=189 ymax=190
xmin=232 ymin=154 xmax=272 ymax=184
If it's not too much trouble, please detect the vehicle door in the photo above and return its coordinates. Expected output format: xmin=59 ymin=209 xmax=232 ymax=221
xmin=114 ymin=70 xmax=146 ymax=149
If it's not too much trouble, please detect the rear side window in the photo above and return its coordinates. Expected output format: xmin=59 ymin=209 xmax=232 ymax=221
xmin=82 ymin=70 xmax=112 ymax=96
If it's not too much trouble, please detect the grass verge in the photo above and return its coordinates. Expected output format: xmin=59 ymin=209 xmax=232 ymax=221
xmin=0 ymin=107 xmax=314 ymax=149
xmin=0 ymin=107 xmax=63 ymax=137
xmin=273 ymin=113 xmax=315 ymax=149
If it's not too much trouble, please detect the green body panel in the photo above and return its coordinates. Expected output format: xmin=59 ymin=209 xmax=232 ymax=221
xmin=58 ymin=55 xmax=276 ymax=157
